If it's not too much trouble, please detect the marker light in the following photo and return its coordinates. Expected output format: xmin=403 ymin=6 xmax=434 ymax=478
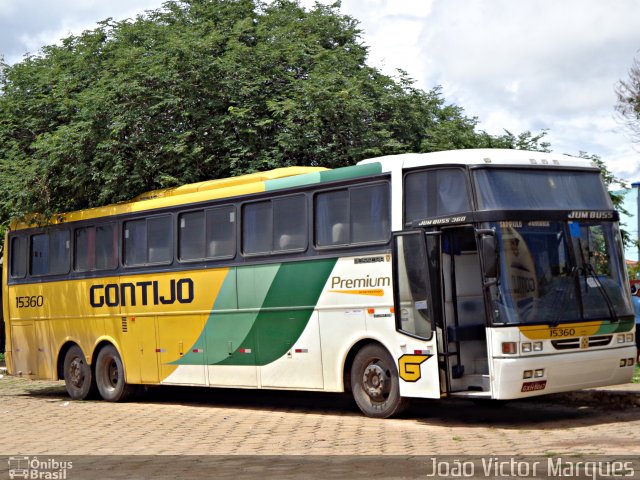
xmin=502 ymin=342 xmax=517 ymax=354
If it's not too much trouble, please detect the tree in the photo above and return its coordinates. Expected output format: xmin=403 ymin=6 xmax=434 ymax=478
xmin=616 ymin=52 xmax=640 ymax=145
xmin=0 ymin=0 xmax=549 ymax=226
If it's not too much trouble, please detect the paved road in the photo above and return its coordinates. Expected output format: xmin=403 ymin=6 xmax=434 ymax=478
xmin=1 ymin=375 xmax=639 ymax=456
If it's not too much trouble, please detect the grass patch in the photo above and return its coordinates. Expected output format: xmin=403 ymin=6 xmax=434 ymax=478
xmin=633 ymin=363 xmax=640 ymax=384
xmin=0 ymin=352 xmax=4 ymax=362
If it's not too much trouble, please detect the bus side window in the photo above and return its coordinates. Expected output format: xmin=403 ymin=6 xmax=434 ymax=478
xmin=95 ymin=224 xmax=117 ymax=270
xmin=179 ymin=211 xmax=206 ymax=260
xmin=351 ymin=183 xmax=390 ymax=244
xmin=315 ymin=190 xmax=349 ymax=247
xmin=206 ymin=206 xmax=235 ymax=258
xmin=124 ymin=216 xmax=172 ymax=266
xmin=273 ymin=196 xmax=306 ymax=252
xmin=10 ymin=236 xmax=27 ymax=278
xmin=404 ymin=169 xmax=470 ymax=225
xmin=49 ymin=230 xmax=70 ymax=275
xmin=242 ymin=196 xmax=306 ymax=255
xmin=315 ymin=183 xmax=390 ymax=247
xmin=30 ymin=234 xmax=49 ymax=276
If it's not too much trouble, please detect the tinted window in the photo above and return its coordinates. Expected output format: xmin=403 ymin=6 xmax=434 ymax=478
xmin=179 ymin=206 xmax=236 ymax=261
xmin=95 ymin=225 xmax=117 ymax=270
xmin=315 ymin=183 xmax=390 ymax=247
xmin=148 ymin=216 xmax=172 ymax=263
xmin=243 ymin=201 xmax=272 ymax=254
xmin=405 ymin=169 xmax=470 ymax=224
xmin=30 ymin=234 xmax=49 ymax=275
xmin=124 ymin=216 xmax=172 ymax=266
xmin=473 ymin=169 xmax=612 ymax=210
xmin=75 ymin=228 xmax=91 ymax=271
xmin=10 ymin=236 xmax=27 ymax=278
xmin=351 ymin=184 xmax=390 ymax=244
xmin=206 ymin=206 xmax=235 ymax=258
xmin=243 ymin=196 xmax=306 ymax=255
xmin=49 ymin=230 xmax=70 ymax=275
xmin=315 ymin=190 xmax=348 ymax=246
xmin=273 ymin=196 xmax=307 ymax=251
xmin=75 ymin=224 xmax=117 ymax=272
xmin=179 ymin=211 xmax=206 ymax=260
xmin=124 ymin=219 xmax=146 ymax=266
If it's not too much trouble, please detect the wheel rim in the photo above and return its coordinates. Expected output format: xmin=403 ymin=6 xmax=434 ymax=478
xmin=106 ymin=359 xmax=119 ymax=389
xmin=68 ymin=357 xmax=85 ymax=389
xmin=362 ymin=361 xmax=391 ymax=402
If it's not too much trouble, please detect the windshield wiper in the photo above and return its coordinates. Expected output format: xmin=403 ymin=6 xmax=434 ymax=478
xmin=581 ymin=262 xmax=619 ymax=322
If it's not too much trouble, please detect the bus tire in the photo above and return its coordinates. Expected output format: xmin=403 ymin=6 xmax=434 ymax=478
xmin=63 ymin=345 xmax=96 ymax=400
xmin=350 ymin=344 xmax=409 ymax=418
xmin=95 ymin=345 xmax=136 ymax=402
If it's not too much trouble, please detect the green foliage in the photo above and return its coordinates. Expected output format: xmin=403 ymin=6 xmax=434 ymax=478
xmin=0 ymin=0 xmax=550 ymax=227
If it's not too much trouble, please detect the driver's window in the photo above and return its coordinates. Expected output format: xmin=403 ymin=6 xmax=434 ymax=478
xmin=394 ymin=233 xmax=433 ymax=339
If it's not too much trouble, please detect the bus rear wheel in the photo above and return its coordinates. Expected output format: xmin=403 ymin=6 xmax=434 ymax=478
xmin=63 ymin=345 xmax=96 ymax=400
xmin=95 ymin=345 xmax=136 ymax=402
xmin=350 ymin=344 xmax=409 ymax=418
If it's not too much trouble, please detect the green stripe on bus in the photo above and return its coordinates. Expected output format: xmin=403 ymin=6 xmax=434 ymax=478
xmin=264 ymin=163 xmax=382 ymax=192
xmin=318 ymin=163 xmax=381 ymax=183
xmin=264 ymin=172 xmax=323 ymax=191
xmin=175 ymin=258 xmax=337 ymax=367
xmin=216 ymin=257 xmax=337 ymax=366
xmin=595 ymin=317 xmax=634 ymax=334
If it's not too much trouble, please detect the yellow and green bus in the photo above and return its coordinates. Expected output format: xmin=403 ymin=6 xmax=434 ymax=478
xmin=3 ymin=149 xmax=637 ymax=418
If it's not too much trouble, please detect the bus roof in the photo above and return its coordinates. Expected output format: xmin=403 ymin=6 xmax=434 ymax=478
xmin=11 ymin=149 xmax=599 ymax=229
xmin=357 ymin=149 xmax=598 ymax=172
xmin=10 ymin=163 xmax=383 ymax=228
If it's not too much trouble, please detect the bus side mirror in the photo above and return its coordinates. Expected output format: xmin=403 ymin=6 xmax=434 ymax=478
xmin=480 ymin=233 xmax=498 ymax=279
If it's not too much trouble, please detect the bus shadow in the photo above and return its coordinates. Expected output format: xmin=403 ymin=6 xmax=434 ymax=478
xmin=407 ymin=396 xmax=640 ymax=429
xmin=22 ymin=381 xmax=640 ymax=429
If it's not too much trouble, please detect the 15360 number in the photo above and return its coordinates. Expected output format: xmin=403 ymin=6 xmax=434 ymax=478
xmin=15 ymin=295 xmax=44 ymax=308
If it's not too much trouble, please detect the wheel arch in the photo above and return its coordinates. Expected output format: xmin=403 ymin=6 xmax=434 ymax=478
xmin=342 ymin=338 xmax=391 ymax=393
xmin=56 ymin=341 xmax=80 ymax=380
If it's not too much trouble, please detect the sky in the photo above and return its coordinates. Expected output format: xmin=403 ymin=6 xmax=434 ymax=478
xmin=1 ymin=0 xmax=640 ymax=183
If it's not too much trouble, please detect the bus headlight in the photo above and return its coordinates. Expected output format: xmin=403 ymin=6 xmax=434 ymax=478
xmin=522 ymin=343 xmax=532 ymax=353
xmin=533 ymin=342 xmax=543 ymax=351
xmin=523 ymin=370 xmax=533 ymax=379
xmin=534 ymin=369 xmax=545 ymax=378
xmin=617 ymin=334 xmax=625 ymax=343
xmin=626 ymin=333 xmax=634 ymax=343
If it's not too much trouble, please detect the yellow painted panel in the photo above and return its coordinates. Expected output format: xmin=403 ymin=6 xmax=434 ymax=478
xmin=519 ymin=321 xmax=601 ymax=340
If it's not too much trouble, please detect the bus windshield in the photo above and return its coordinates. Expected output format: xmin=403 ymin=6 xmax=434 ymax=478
xmin=474 ymin=168 xmax=612 ymax=210
xmin=488 ymin=220 xmax=633 ymax=325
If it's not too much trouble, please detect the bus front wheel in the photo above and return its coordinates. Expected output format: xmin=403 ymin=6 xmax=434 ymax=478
xmin=95 ymin=345 xmax=136 ymax=402
xmin=350 ymin=344 xmax=409 ymax=418
xmin=63 ymin=345 xmax=96 ymax=400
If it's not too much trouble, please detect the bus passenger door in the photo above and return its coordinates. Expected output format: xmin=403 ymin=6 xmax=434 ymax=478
xmin=393 ymin=231 xmax=442 ymax=399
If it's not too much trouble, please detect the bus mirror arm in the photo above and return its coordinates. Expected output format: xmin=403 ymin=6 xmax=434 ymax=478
xmin=477 ymin=229 xmax=499 ymax=280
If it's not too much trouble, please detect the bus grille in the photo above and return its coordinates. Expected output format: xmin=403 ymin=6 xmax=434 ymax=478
xmin=551 ymin=335 xmax=612 ymax=350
